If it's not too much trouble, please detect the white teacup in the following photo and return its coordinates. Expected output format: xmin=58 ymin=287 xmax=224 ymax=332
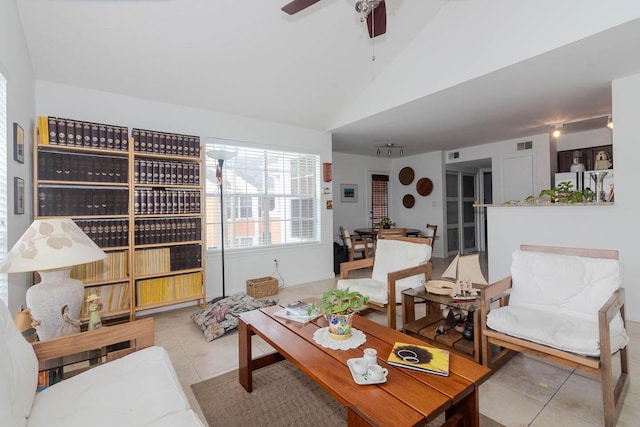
xmin=351 ymin=358 xmax=368 ymax=375
xmin=367 ymin=364 xmax=388 ymax=381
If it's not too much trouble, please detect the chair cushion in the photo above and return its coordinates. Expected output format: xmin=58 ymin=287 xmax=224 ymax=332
xmin=0 ymin=300 xmax=38 ymax=427
xmin=372 ymin=239 xmax=431 ymax=290
xmin=28 ymin=346 xmax=203 ymax=426
xmin=509 ymin=250 xmax=622 ymax=317
xmin=487 ymin=305 xmax=629 ymax=357
xmin=337 ymin=278 xmax=389 ymax=303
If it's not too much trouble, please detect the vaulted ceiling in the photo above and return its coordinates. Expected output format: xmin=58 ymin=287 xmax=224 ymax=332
xmin=15 ymin=0 xmax=640 ymax=157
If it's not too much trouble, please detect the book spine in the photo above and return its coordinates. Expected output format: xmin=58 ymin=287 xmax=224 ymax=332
xmin=121 ymin=127 xmax=129 ymax=151
xmin=65 ymin=118 xmax=75 ymax=146
xmin=47 ymin=116 xmax=57 ymax=145
xmin=98 ymin=124 xmax=107 ymax=149
xmin=74 ymin=121 xmax=83 ymax=147
xmin=82 ymin=122 xmax=91 ymax=148
xmin=106 ymin=126 xmax=115 ymax=150
xmin=140 ymin=130 xmax=147 ymax=153
xmin=56 ymin=118 xmax=67 ymax=146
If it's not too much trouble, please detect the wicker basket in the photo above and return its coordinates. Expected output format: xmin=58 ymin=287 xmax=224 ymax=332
xmin=246 ymin=276 xmax=278 ymax=298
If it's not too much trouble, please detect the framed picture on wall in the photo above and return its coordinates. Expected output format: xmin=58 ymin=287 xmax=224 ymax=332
xmin=13 ymin=123 xmax=24 ymax=163
xmin=14 ymin=177 xmax=25 ymax=214
xmin=340 ymin=184 xmax=358 ymax=202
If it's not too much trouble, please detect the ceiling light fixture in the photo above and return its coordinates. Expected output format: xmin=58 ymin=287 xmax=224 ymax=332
xmin=607 ymin=115 xmax=614 ymax=130
xmin=552 ymin=124 xmax=562 ymax=139
xmin=376 ymin=143 xmax=404 ymax=157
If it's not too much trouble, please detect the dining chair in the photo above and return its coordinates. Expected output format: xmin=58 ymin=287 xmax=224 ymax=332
xmin=425 ymin=224 xmax=437 ymax=251
xmin=340 ymin=226 xmax=374 ymax=261
xmin=376 ymin=228 xmax=407 ymax=239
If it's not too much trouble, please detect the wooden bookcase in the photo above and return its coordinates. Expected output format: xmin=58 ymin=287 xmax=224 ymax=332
xmin=34 ymin=117 xmax=206 ymax=323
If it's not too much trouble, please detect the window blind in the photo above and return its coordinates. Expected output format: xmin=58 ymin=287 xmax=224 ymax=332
xmin=371 ymin=174 xmax=389 ymax=227
xmin=205 ymin=140 xmax=321 ymax=251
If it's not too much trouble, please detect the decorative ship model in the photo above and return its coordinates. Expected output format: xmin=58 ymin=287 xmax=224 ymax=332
xmin=424 ymin=253 xmax=488 ymax=301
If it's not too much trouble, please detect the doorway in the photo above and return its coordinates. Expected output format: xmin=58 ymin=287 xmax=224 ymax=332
xmin=445 ymin=159 xmax=492 ymax=255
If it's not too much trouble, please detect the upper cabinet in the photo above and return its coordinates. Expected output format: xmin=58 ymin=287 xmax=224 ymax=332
xmin=557 ymin=144 xmax=613 ymax=173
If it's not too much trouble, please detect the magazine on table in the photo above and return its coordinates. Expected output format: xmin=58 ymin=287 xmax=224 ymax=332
xmin=387 ymin=342 xmax=450 ymax=376
xmin=273 ymin=308 xmax=320 ymax=324
xmin=285 ymin=301 xmax=316 ymax=317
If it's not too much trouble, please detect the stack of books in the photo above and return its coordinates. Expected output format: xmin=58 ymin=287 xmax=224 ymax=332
xmin=273 ymin=301 xmax=320 ymax=324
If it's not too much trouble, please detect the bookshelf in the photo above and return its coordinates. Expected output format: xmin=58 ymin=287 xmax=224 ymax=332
xmin=34 ymin=117 xmax=206 ymax=323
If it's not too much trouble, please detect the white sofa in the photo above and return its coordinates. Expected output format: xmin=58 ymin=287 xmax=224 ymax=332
xmin=0 ymin=300 xmax=204 ymax=427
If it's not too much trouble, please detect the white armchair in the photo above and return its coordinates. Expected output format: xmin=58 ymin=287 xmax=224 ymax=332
xmin=0 ymin=299 xmax=204 ymax=427
xmin=480 ymin=245 xmax=629 ymax=427
xmin=337 ymin=237 xmax=432 ymax=329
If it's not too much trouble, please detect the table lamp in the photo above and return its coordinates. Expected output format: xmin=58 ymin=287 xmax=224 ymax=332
xmin=0 ymin=218 xmax=107 ymax=340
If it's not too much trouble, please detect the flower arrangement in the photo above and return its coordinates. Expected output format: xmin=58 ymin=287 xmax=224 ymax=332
xmin=377 ymin=216 xmax=393 ymax=229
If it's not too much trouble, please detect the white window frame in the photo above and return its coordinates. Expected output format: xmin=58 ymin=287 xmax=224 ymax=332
xmin=205 ymin=139 xmax=321 ymax=252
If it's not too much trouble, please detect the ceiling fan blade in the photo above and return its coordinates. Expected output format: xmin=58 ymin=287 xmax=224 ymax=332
xmin=366 ymin=0 xmax=387 ymax=38
xmin=281 ymin=0 xmax=322 ymax=15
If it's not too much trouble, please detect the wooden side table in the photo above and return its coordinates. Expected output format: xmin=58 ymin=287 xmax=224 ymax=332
xmin=401 ymin=286 xmax=483 ymax=363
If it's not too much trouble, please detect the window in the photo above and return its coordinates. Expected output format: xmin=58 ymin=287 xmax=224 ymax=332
xmin=205 ymin=140 xmax=321 ymax=251
xmin=371 ymin=174 xmax=389 ymax=227
xmin=0 ymin=74 xmax=7 ymax=305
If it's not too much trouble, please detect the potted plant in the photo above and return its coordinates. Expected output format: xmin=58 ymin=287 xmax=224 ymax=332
xmin=377 ymin=216 xmax=393 ymax=229
xmin=311 ymin=288 xmax=369 ymax=340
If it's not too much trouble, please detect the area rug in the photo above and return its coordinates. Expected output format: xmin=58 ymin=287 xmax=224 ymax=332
xmin=191 ymin=360 xmax=503 ymax=427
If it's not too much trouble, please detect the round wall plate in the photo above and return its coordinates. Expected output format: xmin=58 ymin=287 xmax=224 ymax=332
xmin=402 ymin=194 xmax=415 ymax=208
xmin=416 ymin=178 xmax=433 ymax=196
xmin=399 ymin=167 xmax=415 ymax=185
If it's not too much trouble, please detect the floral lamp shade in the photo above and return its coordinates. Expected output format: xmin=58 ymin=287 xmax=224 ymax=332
xmin=0 ymin=219 xmax=106 ymax=340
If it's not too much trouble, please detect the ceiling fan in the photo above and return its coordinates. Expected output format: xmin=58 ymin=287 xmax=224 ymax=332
xmin=281 ymin=0 xmax=387 ymax=38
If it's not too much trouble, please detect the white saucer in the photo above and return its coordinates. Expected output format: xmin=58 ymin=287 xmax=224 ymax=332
xmin=346 ymin=358 xmax=387 ymax=385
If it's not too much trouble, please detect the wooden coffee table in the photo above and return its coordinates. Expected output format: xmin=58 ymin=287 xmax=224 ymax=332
xmin=239 ymin=305 xmax=491 ymax=427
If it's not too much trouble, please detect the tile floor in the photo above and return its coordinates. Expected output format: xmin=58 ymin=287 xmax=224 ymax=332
xmin=151 ymin=254 xmax=639 ymax=426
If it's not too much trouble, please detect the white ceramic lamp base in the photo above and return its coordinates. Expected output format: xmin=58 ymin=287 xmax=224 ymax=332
xmin=26 ymin=269 xmax=84 ymax=341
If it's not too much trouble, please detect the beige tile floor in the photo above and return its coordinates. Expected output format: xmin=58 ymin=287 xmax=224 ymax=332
xmin=152 ymin=254 xmax=639 ymax=426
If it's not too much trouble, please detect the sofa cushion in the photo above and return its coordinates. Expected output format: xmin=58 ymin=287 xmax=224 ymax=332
xmin=371 ymin=239 xmax=431 ymax=291
xmin=487 ymin=305 xmax=629 ymax=357
xmin=28 ymin=346 xmax=203 ymax=426
xmin=191 ymin=292 xmax=278 ymax=342
xmin=0 ymin=300 xmax=38 ymax=427
xmin=509 ymin=250 xmax=622 ymax=318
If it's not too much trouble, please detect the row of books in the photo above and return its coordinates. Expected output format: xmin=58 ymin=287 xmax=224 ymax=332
xmin=38 ymin=116 xmax=129 ymax=152
xmin=38 ymin=187 xmax=128 ymax=216
xmin=39 ymin=151 xmax=128 ymax=183
xmin=135 ymin=272 xmax=202 ymax=306
xmin=134 ymin=244 xmax=201 ymax=275
xmin=71 ymin=250 xmax=128 ymax=283
xmin=76 ymin=219 xmax=129 ymax=248
xmin=81 ymin=282 xmax=130 ymax=316
xmin=132 ymin=128 xmax=200 ymax=158
xmin=133 ymin=159 xmax=200 ymax=186
xmin=134 ymin=217 xmax=201 ymax=245
xmin=133 ymin=189 xmax=201 ymax=215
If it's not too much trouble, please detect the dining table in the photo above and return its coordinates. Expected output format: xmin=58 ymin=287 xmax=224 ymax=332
xmin=354 ymin=228 xmax=422 ymax=239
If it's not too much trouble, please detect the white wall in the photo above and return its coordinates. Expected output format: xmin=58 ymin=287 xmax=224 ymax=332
xmin=486 ymin=72 xmax=640 ymax=322
xmin=1 ymin=0 xmax=36 ymax=310
xmin=332 ymin=152 xmax=389 ymax=241
xmin=446 ymin=133 xmax=551 ymax=204
xmin=391 ymin=151 xmax=446 ymax=258
xmin=35 ymin=81 xmax=334 ymax=303
xmin=555 ymin=127 xmax=612 ymax=152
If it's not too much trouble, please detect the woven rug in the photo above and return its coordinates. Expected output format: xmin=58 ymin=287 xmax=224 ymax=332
xmin=191 ymin=360 xmax=503 ymax=427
